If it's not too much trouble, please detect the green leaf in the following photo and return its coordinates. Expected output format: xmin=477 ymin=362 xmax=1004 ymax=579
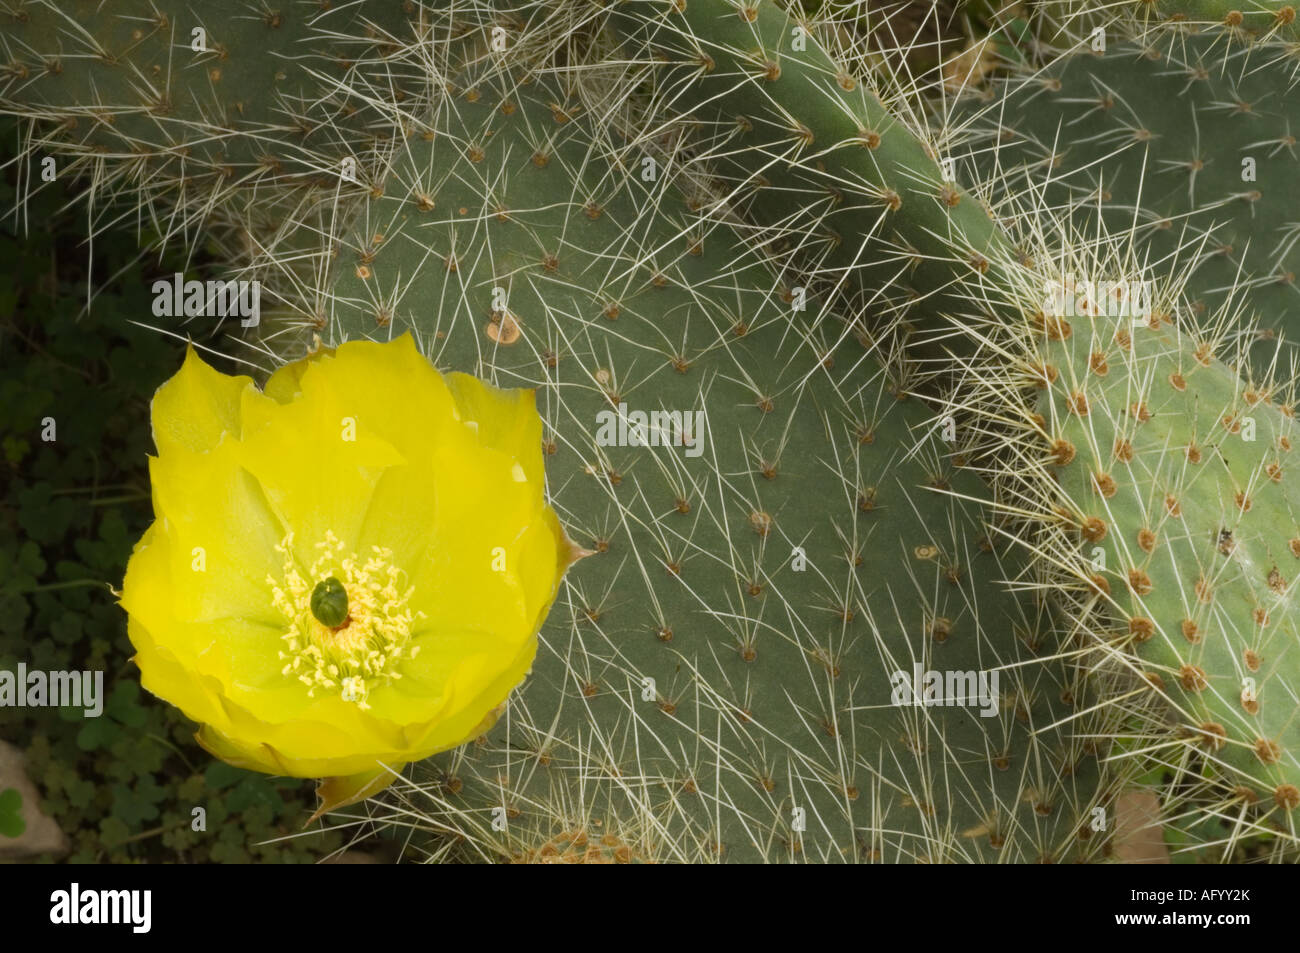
xmin=76 ymin=714 xmax=116 ymax=752
xmin=50 ymin=611 xmax=83 ymax=645
xmin=203 ymin=761 xmax=249 ymax=792
xmin=0 ymin=787 xmax=26 ymax=838
xmin=106 ymin=681 xmax=147 ymax=727
xmin=66 ymin=777 xmax=96 ymax=811
xmin=98 ymin=815 xmax=130 ymax=847
xmin=226 ymin=776 xmax=285 ymax=815
xmin=3 ymin=434 xmax=29 ymax=465
xmin=110 ymin=777 xmax=164 ymax=828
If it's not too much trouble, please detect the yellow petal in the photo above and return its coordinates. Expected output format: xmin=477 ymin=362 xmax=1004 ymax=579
xmin=143 ymin=442 xmax=285 ymax=626
xmin=194 ymin=725 xmax=286 ymax=776
xmin=516 ymin=508 xmax=569 ymax=634
xmin=264 ymin=342 xmax=335 ymax=404
xmin=151 ymin=345 xmax=256 ymax=454
xmin=130 ymin=616 xmax=236 ymax=741
xmin=235 ymin=383 xmax=407 ymax=561
xmin=396 ymin=640 xmax=535 ymax=754
xmin=287 ymin=333 xmax=458 ymax=452
xmin=444 ymin=371 xmax=545 ymax=484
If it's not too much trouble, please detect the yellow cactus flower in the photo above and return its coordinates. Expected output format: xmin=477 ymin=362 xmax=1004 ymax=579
xmin=121 ymin=334 xmax=578 ymax=814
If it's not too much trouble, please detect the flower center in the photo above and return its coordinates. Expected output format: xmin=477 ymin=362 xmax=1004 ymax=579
xmin=268 ymin=531 xmax=423 ymax=708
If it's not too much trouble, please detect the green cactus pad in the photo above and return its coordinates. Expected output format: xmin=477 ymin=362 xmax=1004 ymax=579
xmin=956 ymin=31 xmax=1300 ymax=371
xmin=992 ymin=254 xmax=1300 ymax=841
xmin=605 ymin=0 xmax=1018 ymax=378
xmin=0 ymin=0 xmax=421 ymax=238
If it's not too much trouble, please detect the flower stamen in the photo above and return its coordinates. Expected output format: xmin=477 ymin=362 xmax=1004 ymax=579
xmin=268 ymin=531 xmax=423 ymax=709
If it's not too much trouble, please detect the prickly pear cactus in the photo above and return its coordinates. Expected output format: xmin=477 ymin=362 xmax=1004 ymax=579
xmin=605 ymin=0 xmax=1016 ymax=379
xmin=0 ymin=1 xmax=421 ymax=239
xmin=273 ymin=25 xmax=1116 ymax=861
xmin=3 ymin=0 xmax=1185 ymax=863
xmin=952 ymin=217 xmax=1300 ymax=847
xmin=956 ymin=29 xmax=1300 ymax=370
xmin=609 ymin=0 xmax=1300 ymax=850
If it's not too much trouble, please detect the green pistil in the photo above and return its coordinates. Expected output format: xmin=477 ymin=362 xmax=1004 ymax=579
xmin=310 ymin=576 xmax=349 ymax=629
